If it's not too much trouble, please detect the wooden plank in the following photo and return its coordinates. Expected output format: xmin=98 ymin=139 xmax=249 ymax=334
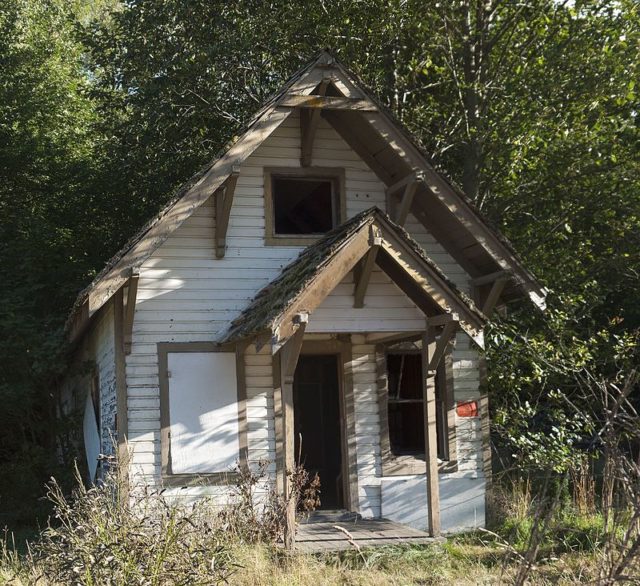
xmin=385 ymin=171 xmax=423 ymax=197
xmin=113 ymin=288 xmax=128 ymax=477
xmin=272 ymin=228 xmax=371 ymax=349
xmin=280 ymin=319 xmax=307 ymax=549
xmin=235 ymin=342 xmax=249 ymax=471
xmin=273 ymin=353 xmax=284 ymax=494
xmin=427 ymin=319 xmax=458 ymax=373
xmin=422 ymin=325 xmax=441 ymax=537
xmin=470 ymin=270 xmax=509 ymax=287
xmin=353 ymin=243 xmax=380 ymax=308
xmin=215 ymin=166 xmax=240 ymax=258
xmin=322 ymin=111 xmax=395 ymax=185
xmin=300 ymin=78 xmax=330 ymax=166
xmin=280 ymin=94 xmax=377 ymax=111
xmin=482 ymin=276 xmax=509 ymax=316
xmin=394 ymin=181 xmax=418 ymax=226
xmin=340 ymin=337 xmax=359 ymax=512
xmin=123 ymin=269 xmax=139 ymax=355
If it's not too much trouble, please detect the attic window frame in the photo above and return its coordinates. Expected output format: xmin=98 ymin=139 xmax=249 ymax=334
xmin=264 ymin=167 xmax=346 ymax=246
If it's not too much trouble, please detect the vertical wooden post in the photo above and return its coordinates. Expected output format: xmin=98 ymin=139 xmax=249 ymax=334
xmin=278 ymin=314 xmax=307 ymax=549
xmin=422 ymin=324 xmax=441 ymax=536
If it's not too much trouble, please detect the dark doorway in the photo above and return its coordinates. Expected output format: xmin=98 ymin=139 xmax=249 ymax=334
xmin=293 ymin=354 xmax=343 ymax=509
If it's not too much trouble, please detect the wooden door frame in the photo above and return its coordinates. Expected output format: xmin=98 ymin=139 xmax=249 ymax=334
xmin=275 ymin=337 xmax=359 ymax=512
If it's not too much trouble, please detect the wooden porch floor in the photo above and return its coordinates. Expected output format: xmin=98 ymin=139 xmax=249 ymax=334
xmin=294 ymin=511 xmax=437 ymax=553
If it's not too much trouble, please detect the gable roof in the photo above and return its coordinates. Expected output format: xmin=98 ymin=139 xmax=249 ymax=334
xmin=221 ymin=207 xmax=486 ymax=351
xmin=67 ymin=49 xmax=546 ymax=342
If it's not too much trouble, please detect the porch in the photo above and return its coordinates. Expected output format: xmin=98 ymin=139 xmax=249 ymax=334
xmin=294 ymin=511 xmax=437 ymax=553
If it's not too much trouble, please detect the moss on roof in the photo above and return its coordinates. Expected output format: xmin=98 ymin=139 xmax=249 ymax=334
xmin=220 ymin=207 xmax=485 ymax=344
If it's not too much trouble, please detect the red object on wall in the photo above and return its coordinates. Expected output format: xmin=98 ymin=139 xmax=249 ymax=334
xmin=456 ymin=401 xmax=479 ymax=417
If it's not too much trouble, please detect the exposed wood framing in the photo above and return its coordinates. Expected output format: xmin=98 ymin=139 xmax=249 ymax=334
xmin=123 ymin=269 xmax=139 ymax=355
xmin=364 ymin=331 xmax=422 ymax=345
xmin=471 ymin=270 xmax=509 ymax=287
xmin=235 ymin=341 xmax=249 ymax=471
xmin=353 ymin=227 xmax=382 ymax=307
xmin=322 ymin=111 xmax=395 ymax=184
xmin=482 ymin=276 xmax=509 ymax=316
xmin=300 ymin=78 xmax=331 ymax=166
xmin=422 ymin=325 xmax=441 ymax=537
xmin=215 ymin=166 xmax=241 ymax=258
xmin=394 ymin=181 xmax=419 ymax=226
xmin=113 ymin=288 xmax=128 ymax=478
xmin=426 ymin=316 xmax=458 ymax=374
xmin=271 ymin=229 xmax=371 ymax=350
xmin=280 ymin=95 xmax=377 ymax=111
xmin=279 ymin=314 xmax=308 ymax=549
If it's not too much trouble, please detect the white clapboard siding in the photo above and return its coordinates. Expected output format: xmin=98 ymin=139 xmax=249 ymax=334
xmin=123 ymin=107 xmax=485 ymax=498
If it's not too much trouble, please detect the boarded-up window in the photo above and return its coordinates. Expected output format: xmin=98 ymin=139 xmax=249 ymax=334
xmin=387 ymin=352 xmax=449 ymax=460
xmin=166 ymin=352 xmax=239 ymax=474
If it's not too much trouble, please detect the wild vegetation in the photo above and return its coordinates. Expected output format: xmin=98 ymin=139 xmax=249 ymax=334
xmin=0 ymin=0 xmax=639 ymax=581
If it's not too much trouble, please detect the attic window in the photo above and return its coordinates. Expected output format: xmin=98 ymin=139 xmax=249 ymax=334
xmin=273 ymin=177 xmax=335 ymax=234
xmin=265 ymin=168 xmax=345 ymax=245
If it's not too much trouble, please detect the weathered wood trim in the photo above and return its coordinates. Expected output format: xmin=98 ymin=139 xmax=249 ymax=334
xmin=263 ymin=166 xmax=347 ymax=247
xmin=235 ymin=342 xmax=249 ymax=472
xmin=422 ymin=326 xmax=441 ymax=536
xmin=272 ymin=228 xmax=371 ymax=349
xmin=377 ymin=344 xmax=457 ymax=476
xmin=123 ymin=269 xmax=139 ymax=355
xmin=280 ymin=94 xmax=377 ymax=111
xmin=322 ymin=110 xmax=395 ymax=185
xmin=470 ymin=270 xmax=509 ymax=287
xmin=113 ymin=289 xmax=128 ymax=467
xmin=426 ymin=319 xmax=458 ymax=373
xmin=300 ymin=78 xmax=331 ymax=166
xmin=215 ymin=166 xmax=240 ymax=258
xmin=353 ymin=240 xmax=380 ymax=308
xmin=158 ymin=341 xmax=247 ymax=485
xmin=394 ymin=181 xmax=419 ymax=226
xmin=365 ymin=331 xmax=422 ymax=345
xmin=482 ymin=276 xmax=509 ymax=316
xmin=273 ymin=353 xmax=284 ymax=494
xmin=279 ymin=320 xmax=307 ymax=549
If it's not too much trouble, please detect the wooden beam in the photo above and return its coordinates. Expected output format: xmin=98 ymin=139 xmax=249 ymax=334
xmin=215 ymin=166 xmax=241 ymax=259
xmin=353 ymin=229 xmax=381 ymax=307
xmin=280 ymin=95 xmax=377 ymax=111
xmin=364 ymin=331 xmax=422 ymax=345
xmin=123 ymin=269 xmax=139 ymax=355
xmin=470 ymin=270 xmax=509 ymax=287
xmin=427 ymin=313 xmax=458 ymax=327
xmin=113 ymin=288 xmax=128 ymax=478
xmin=272 ymin=228 xmax=371 ymax=348
xmin=422 ymin=325 xmax=441 ymax=537
xmin=482 ymin=276 xmax=509 ymax=316
xmin=385 ymin=171 xmax=424 ymax=196
xmin=300 ymin=78 xmax=330 ymax=166
xmin=322 ymin=111 xmax=395 ymax=184
xmin=394 ymin=181 xmax=418 ymax=226
xmin=280 ymin=315 xmax=307 ymax=550
xmin=427 ymin=319 xmax=458 ymax=373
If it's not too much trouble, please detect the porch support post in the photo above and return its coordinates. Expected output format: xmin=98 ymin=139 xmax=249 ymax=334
xmin=279 ymin=313 xmax=308 ymax=549
xmin=422 ymin=322 xmax=441 ymax=537
xmin=482 ymin=276 xmax=509 ymax=316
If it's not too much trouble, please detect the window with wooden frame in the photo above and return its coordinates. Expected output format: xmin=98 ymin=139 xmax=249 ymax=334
xmin=158 ymin=342 xmax=248 ymax=485
xmin=264 ymin=167 xmax=346 ymax=245
xmin=378 ymin=347 xmax=457 ymax=475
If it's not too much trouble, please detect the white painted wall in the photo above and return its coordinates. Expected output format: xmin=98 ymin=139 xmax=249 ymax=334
xmin=124 ymin=108 xmax=485 ymax=516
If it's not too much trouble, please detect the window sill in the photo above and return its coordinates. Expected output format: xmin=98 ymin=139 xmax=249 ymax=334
xmin=265 ymin=234 xmax=325 ymax=247
xmin=161 ymin=472 xmax=240 ymax=487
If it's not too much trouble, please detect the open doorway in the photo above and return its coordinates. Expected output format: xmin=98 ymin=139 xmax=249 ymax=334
xmin=293 ymin=354 xmax=343 ymax=509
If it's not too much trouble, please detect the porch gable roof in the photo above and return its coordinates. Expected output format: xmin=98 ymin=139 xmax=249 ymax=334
xmin=220 ymin=207 xmax=487 ymax=351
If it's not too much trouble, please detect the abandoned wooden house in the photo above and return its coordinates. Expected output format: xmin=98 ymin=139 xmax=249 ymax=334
xmin=63 ymin=51 xmax=546 ymax=542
